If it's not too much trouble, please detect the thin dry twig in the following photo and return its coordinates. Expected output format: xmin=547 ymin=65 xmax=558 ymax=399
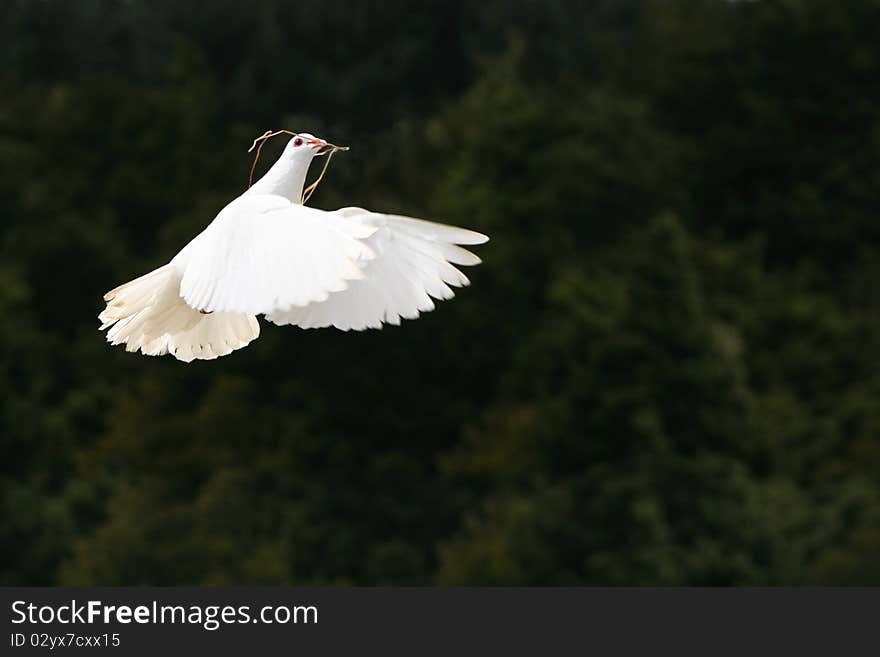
xmin=247 ymin=129 xmax=298 ymax=188
xmin=301 ymin=149 xmax=338 ymax=205
xmin=247 ymin=129 xmax=348 ymax=205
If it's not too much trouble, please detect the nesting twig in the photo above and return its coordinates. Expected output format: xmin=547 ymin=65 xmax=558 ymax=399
xmin=300 ymin=149 xmax=338 ymax=205
xmin=247 ymin=129 xmax=349 ymax=205
xmin=247 ymin=129 xmax=297 ymax=188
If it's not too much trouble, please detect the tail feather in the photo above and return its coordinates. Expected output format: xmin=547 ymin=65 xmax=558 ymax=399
xmin=99 ymin=264 xmax=260 ymax=362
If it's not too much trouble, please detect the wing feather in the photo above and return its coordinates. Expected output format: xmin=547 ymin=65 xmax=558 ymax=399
xmin=172 ymin=194 xmax=376 ymax=315
xmin=266 ymin=209 xmax=488 ymax=330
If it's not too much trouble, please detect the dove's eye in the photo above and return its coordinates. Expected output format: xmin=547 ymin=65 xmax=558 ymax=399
xmin=293 ymin=137 xmax=303 ymax=147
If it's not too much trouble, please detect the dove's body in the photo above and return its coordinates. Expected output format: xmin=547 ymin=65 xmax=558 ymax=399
xmin=99 ymin=134 xmax=488 ymax=362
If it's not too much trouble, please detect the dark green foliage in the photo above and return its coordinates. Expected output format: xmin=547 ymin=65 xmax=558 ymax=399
xmin=2 ymin=0 xmax=879 ymax=585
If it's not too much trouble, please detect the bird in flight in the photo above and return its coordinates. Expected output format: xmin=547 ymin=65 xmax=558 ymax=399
xmin=99 ymin=133 xmax=488 ymax=362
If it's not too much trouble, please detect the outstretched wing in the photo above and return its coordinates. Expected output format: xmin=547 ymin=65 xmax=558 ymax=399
xmin=266 ymin=207 xmax=488 ymax=330
xmin=172 ymin=194 xmax=377 ymax=315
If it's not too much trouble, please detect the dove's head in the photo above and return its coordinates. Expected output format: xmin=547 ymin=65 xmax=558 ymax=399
xmin=282 ymin=133 xmax=347 ymax=160
xmin=247 ymin=131 xmax=349 ymax=200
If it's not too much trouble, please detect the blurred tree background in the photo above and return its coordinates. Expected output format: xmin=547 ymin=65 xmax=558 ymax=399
xmin=2 ymin=0 xmax=879 ymax=585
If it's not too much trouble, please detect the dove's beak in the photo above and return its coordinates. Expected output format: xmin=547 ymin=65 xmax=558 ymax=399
xmin=310 ymin=138 xmax=349 ymax=155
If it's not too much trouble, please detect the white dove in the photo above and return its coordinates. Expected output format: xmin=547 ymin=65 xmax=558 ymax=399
xmin=99 ymin=133 xmax=488 ymax=362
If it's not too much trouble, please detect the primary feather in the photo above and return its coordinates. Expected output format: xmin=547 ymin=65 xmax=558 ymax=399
xmin=267 ymin=208 xmax=488 ymax=330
